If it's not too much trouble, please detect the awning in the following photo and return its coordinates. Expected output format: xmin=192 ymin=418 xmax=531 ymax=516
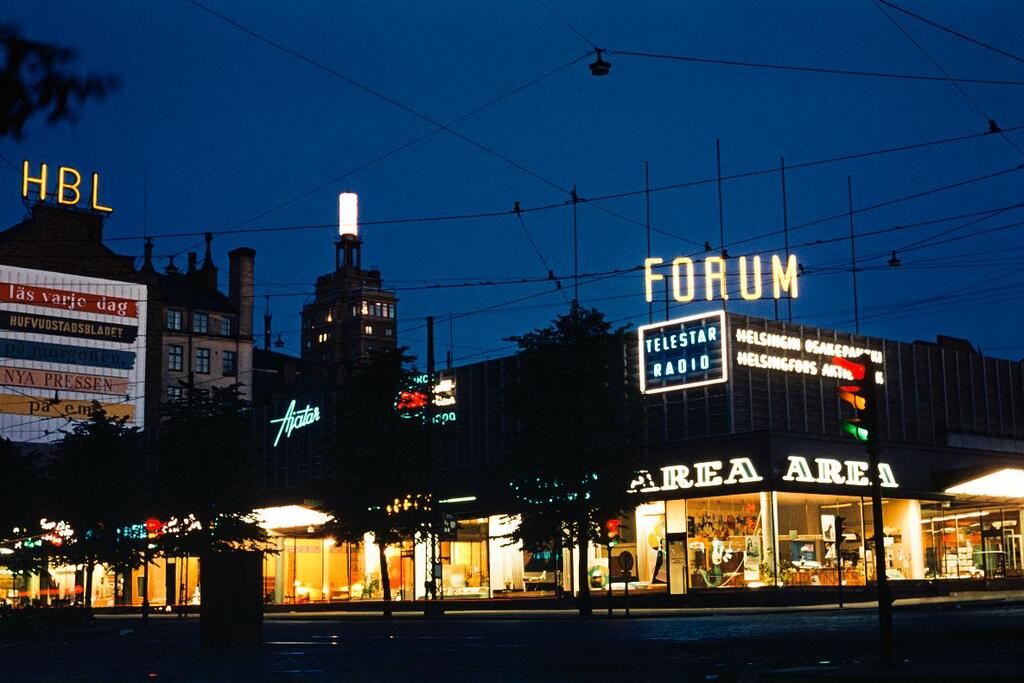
xmin=944 ymin=467 xmax=1024 ymax=500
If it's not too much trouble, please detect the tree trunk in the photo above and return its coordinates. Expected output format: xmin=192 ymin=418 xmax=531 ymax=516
xmin=84 ymin=558 xmax=95 ymax=611
xmin=576 ymin=515 xmax=592 ymax=617
xmin=377 ymin=541 xmax=392 ymax=618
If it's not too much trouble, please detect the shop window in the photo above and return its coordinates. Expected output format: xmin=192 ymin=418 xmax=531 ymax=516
xmin=166 ymin=309 xmax=183 ymax=331
xmin=440 ymin=519 xmax=489 ymax=597
xmin=167 ymin=345 xmax=183 ymax=372
xmin=774 ymin=492 xmax=869 ymax=588
xmin=223 ymin=350 xmax=237 ymax=376
xmin=921 ymin=504 xmax=1017 ymax=580
xmin=686 ymin=493 xmax=769 ymax=589
xmin=192 ymin=312 xmax=208 ymax=334
xmin=196 ymin=348 xmax=211 ymax=374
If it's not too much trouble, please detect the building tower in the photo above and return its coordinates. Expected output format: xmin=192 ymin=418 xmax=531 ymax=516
xmin=300 ymin=193 xmax=397 ymax=384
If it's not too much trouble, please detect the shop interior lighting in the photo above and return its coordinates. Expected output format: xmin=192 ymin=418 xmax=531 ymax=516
xmin=945 ymin=468 xmax=1024 ymax=498
xmin=921 ymin=510 xmax=990 ymax=524
xmin=254 ymin=505 xmax=333 ymax=530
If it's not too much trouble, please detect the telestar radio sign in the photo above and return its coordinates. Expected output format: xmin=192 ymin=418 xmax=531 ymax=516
xmin=638 ymin=310 xmax=727 ymax=394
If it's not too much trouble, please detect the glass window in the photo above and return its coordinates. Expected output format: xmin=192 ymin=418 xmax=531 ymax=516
xmin=193 ymin=312 xmax=209 ymax=334
xmin=223 ymin=350 xmax=237 ymax=376
xmin=168 ymin=345 xmax=183 ymax=372
xmin=686 ymin=493 xmax=768 ymax=589
xmin=385 ymin=328 xmax=393 ymax=337
xmin=364 ymin=325 xmax=373 ymax=335
xmin=220 ymin=315 xmax=235 ymax=337
xmin=440 ymin=519 xmax=489 ymax=598
xmin=196 ymin=348 xmax=211 ymax=374
xmin=361 ymin=300 xmax=369 ymax=316
xmin=167 ymin=385 xmax=183 ymax=402
xmin=166 ymin=309 xmax=183 ymax=331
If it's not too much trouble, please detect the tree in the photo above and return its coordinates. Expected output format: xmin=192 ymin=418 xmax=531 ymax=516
xmin=46 ymin=405 xmax=144 ymax=610
xmin=152 ymin=382 xmax=267 ymax=554
xmin=504 ymin=303 xmax=643 ymax=616
xmin=0 ymin=24 xmax=119 ymax=139
xmin=326 ymin=347 xmax=436 ymax=617
xmin=0 ymin=437 xmax=44 ymax=604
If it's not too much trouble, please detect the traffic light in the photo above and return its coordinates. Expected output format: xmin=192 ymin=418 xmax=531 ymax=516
xmin=605 ymin=519 xmax=621 ymax=547
xmin=833 ymin=355 xmax=875 ymax=446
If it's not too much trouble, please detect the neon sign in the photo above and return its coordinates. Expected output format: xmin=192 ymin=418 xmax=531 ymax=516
xmin=733 ymin=326 xmax=885 ymax=384
xmin=643 ymin=254 xmax=798 ymax=303
xmin=21 ymin=160 xmax=112 ymax=212
xmin=270 ymin=399 xmax=321 ymax=447
xmin=638 ymin=310 xmax=727 ymax=394
xmin=628 ymin=455 xmax=898 ymax=493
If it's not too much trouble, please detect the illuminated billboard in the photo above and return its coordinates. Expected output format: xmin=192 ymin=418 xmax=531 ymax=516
xmin=637 ymin=310 xmax=727 ymax=394
xmin=0 ymin=265 xmax=147 ymax=442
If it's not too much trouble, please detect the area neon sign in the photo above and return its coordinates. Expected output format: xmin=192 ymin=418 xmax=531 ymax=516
xmin=270 ymin=399 xmax=321 ymax=447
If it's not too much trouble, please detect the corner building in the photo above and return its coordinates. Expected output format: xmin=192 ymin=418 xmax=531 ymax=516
xmin=419 ymin=310 xmax=1024 ymax=599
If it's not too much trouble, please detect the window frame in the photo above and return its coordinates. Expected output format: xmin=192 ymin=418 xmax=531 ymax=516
xmin=196 ymin=347 xmax=211 ymax=374
xmin=168 ymin=344 xmax=184 ymax=372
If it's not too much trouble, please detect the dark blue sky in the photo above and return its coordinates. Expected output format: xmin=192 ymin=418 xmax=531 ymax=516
xmin=3 ymin=1 xmax=1023 ymax=367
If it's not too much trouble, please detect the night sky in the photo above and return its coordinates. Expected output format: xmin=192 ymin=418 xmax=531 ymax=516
xmin=2 ymin=1 xmax=1023 ymax=368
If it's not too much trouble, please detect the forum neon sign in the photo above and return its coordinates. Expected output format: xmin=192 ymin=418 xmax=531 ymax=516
xmin=270 ymin=399 xmax=321 ymax=447
xmin=643 ymin=254 xmax=798 ymax=302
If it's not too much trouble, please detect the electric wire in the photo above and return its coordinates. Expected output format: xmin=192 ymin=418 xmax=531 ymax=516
xmin=4 ymin=123 xmax=1021 ymax=247
xmin=877 ymin=0 xmax=1024 ymax=65
xmin=610 ymin=48 xmax=1024 ymax=87
xmin=536 ymin=1 xmax=599 ymax=50
xmin=186 ymin=0 xmax=572 ymax=198
xmin=872 ymin=1 xmax=1024 ymax=159
xmin=228 ymin=50 xmax=593 ymax=229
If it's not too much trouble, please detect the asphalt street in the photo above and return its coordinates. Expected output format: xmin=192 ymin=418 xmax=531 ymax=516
xmin=2 ymin=603 xmax=1022 ymax=681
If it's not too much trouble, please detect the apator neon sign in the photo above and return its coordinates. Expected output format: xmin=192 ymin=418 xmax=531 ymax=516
xmin=643 ymin=254 xmax=798 ymax=303
xmin=270 ymin=399 xmax=321 ymax=447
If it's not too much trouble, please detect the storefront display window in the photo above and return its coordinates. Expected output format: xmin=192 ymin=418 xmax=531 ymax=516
xmin=922 ymin=505 xmax=1024 ymax=580
xmin=775 ymin=493 xmax=867 ymax=587
xmin=441 ymin=518 xmax=488 ymax=598
xmin=687 ymin=493 xmax=768 ymax=589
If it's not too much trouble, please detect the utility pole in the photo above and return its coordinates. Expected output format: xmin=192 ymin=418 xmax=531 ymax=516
xmin=645 ymin=161 xmax=652 ymax=324
xmin=866 ymin=368 xmax=893 ymax=665
xmin=425 ymin=316 xmax=439 ymax=610
xmin=572 ymin=184 xmax=579 ymax=306
xmin=847 ymin=176 xmax=860 ymax=334
xmin=716 ymin=140 xmax=727 ymax=313
xmin=781 ymin=157 xmax=792 ymax=322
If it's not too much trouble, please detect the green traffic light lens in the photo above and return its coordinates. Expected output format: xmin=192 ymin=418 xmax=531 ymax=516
xmin=841 ymin=421 xmax=870 ymax=442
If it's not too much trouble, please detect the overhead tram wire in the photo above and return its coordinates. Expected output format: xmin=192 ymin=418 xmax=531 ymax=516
xmin=187 ymin=0 xmax=574 ymax=201
xmin=536 ymin=1 xmax=599 ymax=49
xmin=873 ymin=1 xmax=1024 ymax=159
xmin=13 ymin=200 xmax=1024 ymax=303
xmin=5 ymin=122 xmax=1022 ymax=248
xmin=227 ymin=50 xmax=593 ymax=229
xmin=876 ymin=0 xmax=1024 ymax=65
xmin=608 ymin=49 xmax=1024 ymax=87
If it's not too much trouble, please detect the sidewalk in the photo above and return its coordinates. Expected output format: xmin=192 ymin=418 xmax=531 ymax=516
xmin=258 ymin=588 xmax=1024 ymax=620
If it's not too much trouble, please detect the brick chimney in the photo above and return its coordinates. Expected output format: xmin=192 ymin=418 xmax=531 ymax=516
xmin=229 ymin=247 xmax=255 ymax=340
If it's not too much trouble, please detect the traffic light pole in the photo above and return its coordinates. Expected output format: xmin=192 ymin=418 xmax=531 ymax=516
xmin=606 ymin=542 xmax=613 ymax=617
xmin=865 ymin=372 xmax=893 ymax=666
